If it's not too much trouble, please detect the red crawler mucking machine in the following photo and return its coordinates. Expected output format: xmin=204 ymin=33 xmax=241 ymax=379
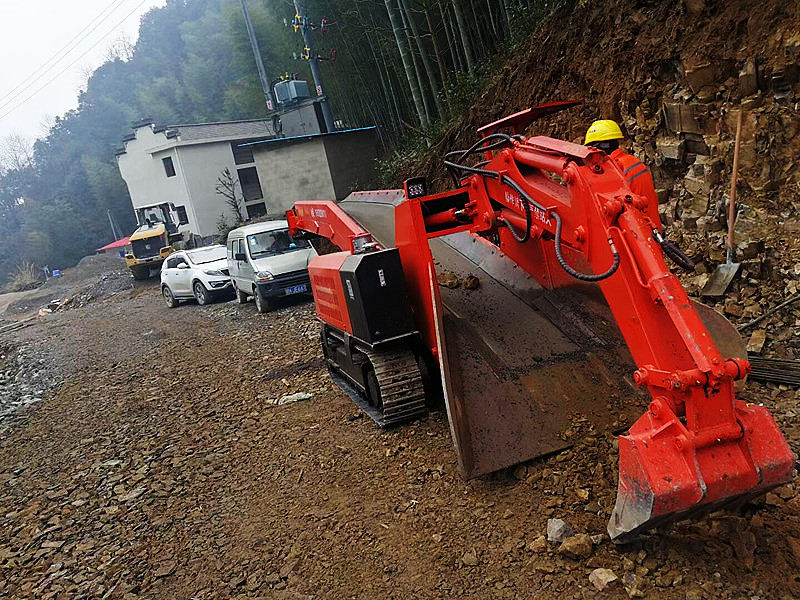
xmin=287 ymin=103 xmax=794 ymax=541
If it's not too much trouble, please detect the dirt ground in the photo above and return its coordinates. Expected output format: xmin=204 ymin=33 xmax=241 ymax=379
xmin=0 ymin=268 xmax=797 ymax=600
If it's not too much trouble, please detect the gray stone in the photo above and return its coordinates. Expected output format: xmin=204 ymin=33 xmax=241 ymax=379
xmin=546 ymin=518 xmax=572 ymax=543
xmin=656 ymin=137 xmax=685 ymax=161
xmin=275 ymin=392 xmax=313 ymax=405
xmin=590 ymin=534 xmax=605 ymax=545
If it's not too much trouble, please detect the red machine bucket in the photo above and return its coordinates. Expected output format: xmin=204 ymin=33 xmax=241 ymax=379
xmin=609 ymin=400 xmax=795 ymax=542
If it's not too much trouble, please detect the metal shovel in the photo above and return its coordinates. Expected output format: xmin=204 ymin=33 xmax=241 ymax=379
xmin=702 ymin=110 xmax=743 ymax=297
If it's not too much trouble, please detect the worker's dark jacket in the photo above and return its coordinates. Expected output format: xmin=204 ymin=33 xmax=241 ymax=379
xmin=611 ymin=148 xmax=663 ymax=231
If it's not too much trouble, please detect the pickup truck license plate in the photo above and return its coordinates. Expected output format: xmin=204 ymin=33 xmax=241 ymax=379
xmin=285 ymin=284 xmax=308 ymax=295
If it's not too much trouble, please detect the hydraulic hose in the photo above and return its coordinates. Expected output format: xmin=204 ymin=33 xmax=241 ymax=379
xmin=442 ymin=160 xmax=537 ymax=243
xmin=444 ymin=133 xmax=516 ymax=186
xmin=551 ymin=211 xmax=621 ymax=282
xmin=652 ymin=230 xmax=695 ymax=272
xmin=498 ymin=175 xmax=536 ymax=243
xmin=444 ymin=142 xmax=620 ymax=280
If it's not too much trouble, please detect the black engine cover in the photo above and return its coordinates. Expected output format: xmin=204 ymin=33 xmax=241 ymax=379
xmin=339 ymin=249 xmax=415 ymax=344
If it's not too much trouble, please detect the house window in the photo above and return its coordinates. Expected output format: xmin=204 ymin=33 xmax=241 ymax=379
xmin=237 ymin=167 xmax=263 ymax=202
xmin=162 ymin=156 xmax=176 ymax=177
xmin=231 ymin=142 xmax=254 ymax=165
xmin=245 ymin=202 xmax=267 ymax=219
xmin=175 ymin=205 xmax=189 ymax=225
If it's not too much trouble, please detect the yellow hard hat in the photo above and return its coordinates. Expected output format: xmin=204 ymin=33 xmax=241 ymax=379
xmin=584 ymin=120 xmax=624 ymax=145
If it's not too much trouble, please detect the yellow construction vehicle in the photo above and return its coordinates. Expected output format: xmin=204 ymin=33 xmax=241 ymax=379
xmin=124 ymin=203 xmax=181 ymax=280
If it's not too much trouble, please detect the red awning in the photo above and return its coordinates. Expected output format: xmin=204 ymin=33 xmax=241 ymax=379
xmin=97 ymin=236 xmax=131 ymax=251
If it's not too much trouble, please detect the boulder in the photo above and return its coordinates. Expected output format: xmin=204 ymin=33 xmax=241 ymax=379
xmin=739 ymin=59 xmax=758 ymax=97
xmin=684 ymin=176 xmax=710 ymax=198
xmin=656 ymin=137 xmax=685 ymax=161
xmin=685 ymin=62 xmax=715 ymax=94
xmin=683 ymin=0 xmax=705 ymax=14
xmin=662 ymin=103 xmax=702 ymax=135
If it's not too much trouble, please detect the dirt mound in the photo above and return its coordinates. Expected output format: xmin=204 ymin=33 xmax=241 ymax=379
xmin=49 ymin=253 xmax=127 ymax=287
xmin=409 ymin=0 xmax=799 ymax=189
xmin=4 ymin=254 xmax=132 ymax=316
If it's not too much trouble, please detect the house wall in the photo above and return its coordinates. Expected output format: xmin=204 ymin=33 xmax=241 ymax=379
xmin=117 ymin=127 xmax=193 ymax=233
xmin=251 ymin=138 xmax=336 ymax=214
xmin=322 ymin=129 xmax=378 ymax=199
xmin=118 ymin=124 xmax=377 ymax=240
xmin=175 ymin=141 xmax=243 ymax=237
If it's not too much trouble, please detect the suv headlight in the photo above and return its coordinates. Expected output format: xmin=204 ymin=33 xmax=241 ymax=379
xmin=203 ymin=269 xmax=226 ymax=276
xmin=255 ymin=271 xmax=274 ymax=282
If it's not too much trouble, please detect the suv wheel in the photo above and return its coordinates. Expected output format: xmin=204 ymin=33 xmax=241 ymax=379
xmin=254 ymin=291 xmax=271 ymax=314
xmin=162 ymin=285 xmax=179 ymax=308
xmin=193 ymin=281 xmax=210 ymax=305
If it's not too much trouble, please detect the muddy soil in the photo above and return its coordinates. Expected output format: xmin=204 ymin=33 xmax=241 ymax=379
xmin=0 ymin=276 xmax=798 ymax=600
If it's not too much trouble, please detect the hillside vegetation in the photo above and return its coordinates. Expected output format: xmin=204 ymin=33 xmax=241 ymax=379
xmin=0 ymin=0 xmax=522 ymax=283
xmin=0 ymin=0 xmax=798 ymax=290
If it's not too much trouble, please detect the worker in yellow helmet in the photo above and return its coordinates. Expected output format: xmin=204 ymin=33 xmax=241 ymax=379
xmin=585 ymin=120 xmax=663 ymax=230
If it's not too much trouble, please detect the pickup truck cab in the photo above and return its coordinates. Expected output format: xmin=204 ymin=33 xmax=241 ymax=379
xmin=226 ymin=220 xmax=317 ymax=313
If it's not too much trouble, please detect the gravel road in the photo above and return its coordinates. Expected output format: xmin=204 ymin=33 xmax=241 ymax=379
xmin=0 ymin=274 xmax=798 ymax=599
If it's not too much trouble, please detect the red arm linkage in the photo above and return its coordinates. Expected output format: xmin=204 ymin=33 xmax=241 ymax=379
xmin=287 ymin=200 xmax=376 ymax=254
xmin=409 ymin=135 xmax=793 ymax=539
xmin=419 ymin=135 xmax=735 ymax=391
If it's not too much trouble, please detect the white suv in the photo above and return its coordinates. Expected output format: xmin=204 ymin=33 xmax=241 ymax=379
xmin=160 ymin=245 xmax=233 ymax=308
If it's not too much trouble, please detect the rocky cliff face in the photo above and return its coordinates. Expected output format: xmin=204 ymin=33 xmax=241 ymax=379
xmin=407 ymin=0 xmax=800 ymax=358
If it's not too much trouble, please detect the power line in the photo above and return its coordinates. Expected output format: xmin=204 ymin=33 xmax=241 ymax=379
xmin=0 ymin=0 xmax=150 ymax=124
xmin=0 ymin=0 xmax=129 ymax=107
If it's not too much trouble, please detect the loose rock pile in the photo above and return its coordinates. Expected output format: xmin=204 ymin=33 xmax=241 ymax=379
xmin=6 ymin=254 xmax=132 ymax=317
xmin=622 ymin=54 xmax=800 ymax=359
xmin=0 ymin=345 xmax=48 ymax=424
xmin=41 ymin=270 xmax=134 ymax=314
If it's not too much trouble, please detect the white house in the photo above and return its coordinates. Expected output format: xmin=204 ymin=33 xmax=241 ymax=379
xmin=115 ymin=119 xmax=276 ymax=239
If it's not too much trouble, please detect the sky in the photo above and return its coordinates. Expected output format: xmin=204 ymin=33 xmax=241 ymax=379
xmin=0 ymin=0 xmax=166 ymax=144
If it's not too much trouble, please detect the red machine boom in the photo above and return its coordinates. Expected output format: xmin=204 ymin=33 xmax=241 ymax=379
xmin=288 ymin=108 xmax=794 ymax=541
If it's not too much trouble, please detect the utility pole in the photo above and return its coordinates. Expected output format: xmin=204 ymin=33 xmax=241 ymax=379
xmin=107 ymin=209 xmax=120 ymax=241
xmin=293 ymin=0 xmax=335 ymax=132
xmin=239 ymin=0 xmax=276 ymax=112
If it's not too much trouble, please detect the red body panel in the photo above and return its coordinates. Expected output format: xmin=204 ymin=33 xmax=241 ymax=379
xmin=307 ymin=251 xmax=352 ymax=335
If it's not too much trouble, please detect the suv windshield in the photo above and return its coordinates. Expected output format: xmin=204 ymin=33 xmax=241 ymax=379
xmin=187 ymin=246 xmax=226 ymax=265
xmin=246 ymin=228 xmax=309 ymax=258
